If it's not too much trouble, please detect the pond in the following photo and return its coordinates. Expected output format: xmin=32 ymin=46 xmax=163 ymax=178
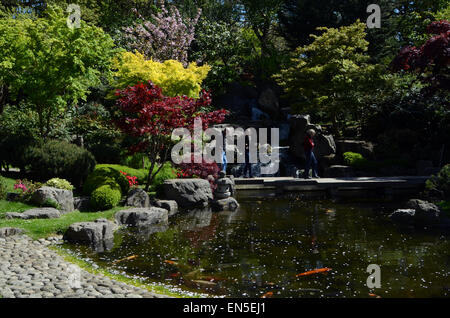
xmin=65 ymin=194 xmax=450 ymax=298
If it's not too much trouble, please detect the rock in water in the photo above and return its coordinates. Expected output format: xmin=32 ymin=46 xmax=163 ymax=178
xmin=153 ymin=200 xmax=178 ymax=217
xmin=5 ymin=208 xmax=61 ymax=220
xmin=32 ymin=186 xmax=74 ymax=213
xmin=125 ymin=188 xmax=150 ymax=208
xmin=163 ymin=179 xmax=213 ymax=209
xmin=407 ymin=199 xmax=441 ymax=226
xmin=211 ymin=197 xmax=240 ymax=212
xmin=63 ymin=219 xmax=115 ymax=252
xmin=115 ymin=207 xmax=168 ymax=227
xmin=389 ymin=209 xmax=415 ymax=225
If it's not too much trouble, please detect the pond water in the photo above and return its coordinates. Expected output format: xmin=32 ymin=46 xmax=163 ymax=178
xmin=65 ymin=194 xmax=450 ymax=298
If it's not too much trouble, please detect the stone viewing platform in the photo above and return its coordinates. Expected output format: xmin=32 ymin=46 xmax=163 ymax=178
xmin=234 ymin=176 xmax=430 ymax=198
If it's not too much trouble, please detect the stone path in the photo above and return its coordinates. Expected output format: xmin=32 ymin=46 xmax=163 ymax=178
xmin=0 ymin=235 xmax=169 ymax=298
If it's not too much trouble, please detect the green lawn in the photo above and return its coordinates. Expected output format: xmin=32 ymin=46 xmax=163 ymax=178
xmin=1 ymin=176 xmax=19 ymax=192
xmin=0 ymin=201 xmax=126 ymax=239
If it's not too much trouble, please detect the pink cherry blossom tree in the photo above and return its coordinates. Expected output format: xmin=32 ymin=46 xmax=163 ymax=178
xmin=123 ymin=0 xmax=201 ymax=65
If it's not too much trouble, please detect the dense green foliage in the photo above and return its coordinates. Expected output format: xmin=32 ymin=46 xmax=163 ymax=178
xmin=90 ymin=184 xmax=122 ymax=211
xmin=111 ymin=51 xmax=210 ymax=98
xmin=0 ymin=176 xmax=6 ymax=200
xmin=83 ymin=166 xmax=129 ymax=196
xmin=274 ymin=22 xmax=380 ymax=133
xmin=426 ymin=165 xmax=450 ymax=200
xmin=25 ymin=140 xmax=96 ymax=188
xmin=45 ymin=178 xmax=74 ymax=191
xmin=343 ymin=152 xmax=369 ymax=169
xmin=0 ymin=6 xmax=117 ymax=137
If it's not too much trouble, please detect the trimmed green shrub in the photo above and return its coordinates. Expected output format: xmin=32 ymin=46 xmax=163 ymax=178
xmin=0 ymin=176 xmax=7 ymax=200
xmin=45 ymin=178 xmax=74 ymax=191
xmin=426 ymin=164 xmax=450 ymax=199
xmin=343 ymin=152 xmax=369 ymax=169
xmin=25 ymin=140 xmax=96 ymax=188
xmin=90 ymin=185 xmax=122 ymax=211
xmin=96 ymin=164 xmax=148 ymax=184
xmin=83 ymin=166 xmax=129 ymax=195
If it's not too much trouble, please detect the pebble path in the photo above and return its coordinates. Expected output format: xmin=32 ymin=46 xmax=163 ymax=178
xmin=0 ymin=235 xmax=169 ymax=298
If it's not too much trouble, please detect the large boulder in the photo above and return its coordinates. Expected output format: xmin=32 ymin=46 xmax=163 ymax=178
xmin=406 ymin=199 xmax=441 ymax=226
xmin=153 ymin=200 xmax=178 ymax=217
xmin=125 ymin=188 xmax=150 ymax=208
xmin=288 ymin=115 xmax=334 ymax=160
xmin=32 ymin=186 xmax=74 ymax=213
xmin=0 ymin=227 xmax=25 ymax=238
xmin=115 ymin=207 xmax=168 ymax=228
xmin=323 ymin=165 xmax=356 ymax=178
xmin=63 ymin=219 xmax=115 ymax=252
xmin=6 ymin=208 xmax=61 ymax=220
xmin=315 ymin=134 xmax=336 ymax=157
xmin=336 ymin=140 xmax=375 ymax=159
xmin=163 ymin=179 xmax=213 ymax=209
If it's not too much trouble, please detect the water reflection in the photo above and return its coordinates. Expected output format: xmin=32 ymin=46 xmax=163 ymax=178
xmin=66 ymin=195 xmax=450 ymax=298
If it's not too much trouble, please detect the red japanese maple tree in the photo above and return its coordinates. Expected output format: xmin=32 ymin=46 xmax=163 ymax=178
xmin=392 ymin=20 xmax=450 ymax=92
xmin=114 ymin=81 xmax=227 ymax=190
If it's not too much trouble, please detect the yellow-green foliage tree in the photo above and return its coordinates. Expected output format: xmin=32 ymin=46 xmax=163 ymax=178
xmin=274 ymin=21 xmax=380 ymax=133
xmin=111 ymin=51 xmax=210 ymax=98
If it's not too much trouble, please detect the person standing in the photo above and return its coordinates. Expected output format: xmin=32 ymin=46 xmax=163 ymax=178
xmin=243 ymin=137 xmax=253 ymax=178
xmin=303 ymin=129 xmax=319 ymax=179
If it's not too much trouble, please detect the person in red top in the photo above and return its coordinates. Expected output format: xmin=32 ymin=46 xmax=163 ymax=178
xmin=303 ymin=129 xmax=319 ymax=179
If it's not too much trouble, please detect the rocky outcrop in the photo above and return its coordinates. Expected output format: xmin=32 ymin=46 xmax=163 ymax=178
xmin=0 ymin=227 xmax=25 ymax=238
xmin=315 ymin=134 xmax=336 ymax=158
xmin=63 ymin=219 xmax=115 ymax=252
xmin=163 ymin=179 xmax=213 ymax=209
xmin=153 ymin=200 xmax=178 ymax=217
xmin=32 ymin=186 xmax=74 ymax=213
xmin=323 ymin=165 xmax=356 ymax=178
xmin=115 ymin=207 xmax=168 ymax=228
xmin=390 ymin=199 xmax=444 ymax=227
xmin=288 ymin=114 xmax=336 ymax=160
xmin=336 ymin=140 xmax=375 ymax=159
xmin=125 ymin=188 xmax=150 ymax=208
xmin=6 ymin=208 xmax=61 ymax=220
xmin=406 ymin=199 xmax=441 ymax=226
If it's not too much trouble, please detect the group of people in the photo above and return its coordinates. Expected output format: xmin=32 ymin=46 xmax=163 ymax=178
xmin=218 ymin=129 xmax=319 ymax=179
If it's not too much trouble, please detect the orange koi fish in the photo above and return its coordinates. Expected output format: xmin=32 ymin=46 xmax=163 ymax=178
xmin=261 ymin=291 xmax=274 ymax=298
xmin=164 ymin=260 xmax=179 ymax=266
xmin=296 ymin=268 xmax=332 ymax=277
xmin=112 ymin=255 xmax=138 ymax=265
